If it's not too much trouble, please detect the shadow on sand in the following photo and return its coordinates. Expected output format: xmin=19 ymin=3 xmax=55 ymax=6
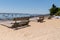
xmin=0 ymin=24 xmax=30 ymax=30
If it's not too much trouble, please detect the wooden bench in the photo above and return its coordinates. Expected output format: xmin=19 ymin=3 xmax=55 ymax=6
xmin=37 ymin=16 xmax=44 ymax=22
xmin=11 ymin=17 xmax=30 ymax=28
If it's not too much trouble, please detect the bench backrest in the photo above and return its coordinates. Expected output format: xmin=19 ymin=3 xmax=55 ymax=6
xmin=13 ymin=17 xmax=29 ymax=21
xmin=39 ymin=16 xmax=44 ymax=20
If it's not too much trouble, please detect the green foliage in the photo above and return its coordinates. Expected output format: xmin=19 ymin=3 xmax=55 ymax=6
xmin=49 ymin=4 xmax=58 ymax=16
xmin=55 ymin=11 xmax=60 ymax=16
xmin=58 ymin=8 xmax=60 ymax=11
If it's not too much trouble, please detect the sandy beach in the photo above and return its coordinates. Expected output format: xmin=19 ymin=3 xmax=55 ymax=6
xmin=0 ymin=18 xmax=60 ymax=40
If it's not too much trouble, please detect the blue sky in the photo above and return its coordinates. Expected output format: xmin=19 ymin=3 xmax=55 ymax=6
xmin=0 ymin=0 xmax=60 ymax=14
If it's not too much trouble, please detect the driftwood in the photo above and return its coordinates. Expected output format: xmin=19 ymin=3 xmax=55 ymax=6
xmin=48 ymin=16 xmax=52 ymax=19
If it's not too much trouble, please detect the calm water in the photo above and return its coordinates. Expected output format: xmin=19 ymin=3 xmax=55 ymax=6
xmin=0 ymin=13 xmax=34 ymax=20
xmin=0 ymin=13 xmax=49 ymax=20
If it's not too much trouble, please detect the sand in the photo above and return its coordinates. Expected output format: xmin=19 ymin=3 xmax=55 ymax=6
xmin=0 ymin=18 xmax=60 ymax=40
